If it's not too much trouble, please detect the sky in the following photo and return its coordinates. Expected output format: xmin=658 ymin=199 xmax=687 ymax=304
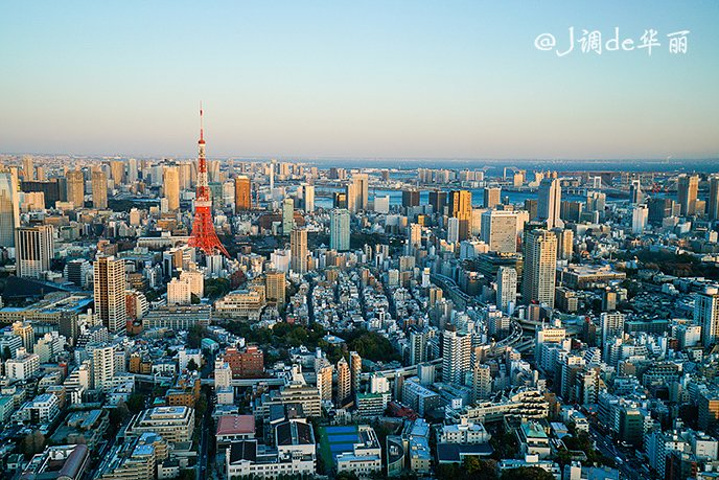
xmin=1 ymin=1 xmax=718 ymax=160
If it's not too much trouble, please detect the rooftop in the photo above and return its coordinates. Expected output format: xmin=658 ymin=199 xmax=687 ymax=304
xmin=216 ymin=415 xmax=256 ymax=436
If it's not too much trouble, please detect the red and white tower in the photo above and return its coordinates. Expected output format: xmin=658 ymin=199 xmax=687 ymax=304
xmin=188 ymin=105 xmax=229 ymax=257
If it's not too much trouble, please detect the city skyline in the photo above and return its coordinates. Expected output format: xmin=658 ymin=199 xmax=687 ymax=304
xmin=1 ymin=1 xmax=718 ymax=160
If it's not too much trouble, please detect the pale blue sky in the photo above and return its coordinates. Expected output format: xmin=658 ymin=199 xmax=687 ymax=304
xmin=1 ymin=1 xmax=718 ymax=159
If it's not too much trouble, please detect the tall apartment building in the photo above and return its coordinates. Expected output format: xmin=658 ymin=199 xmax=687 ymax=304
xmin=696 ymin=286 xmax=719 ymax=347
xmin=94 ymin=256 xmax=127 ymax=333
xmin=678 ymin=174 xmax=699 ymax=216
xmin=496 ymin=266 xmax=518 ymax=313
xmin=66 ymin=169 xmax=85 ymax=208
xmin=91 ymin=169 xmax=108 ymax=209
xmin=163 ymin=166 xmax=180 ymax=211
xmin=234 ymin=175 xmax=252 ymax=212
xmin=442 ymin=325 xmax=471 ymax=385
xmin=330 ymin=209 xmax=351 ymax=251
xmin=290 ymin=228 xmax=308 ymax=274
xmin=16 ymin=225 xmax=54 ymax=278
xmin=523 ymin=229 xmax=557 ymax=308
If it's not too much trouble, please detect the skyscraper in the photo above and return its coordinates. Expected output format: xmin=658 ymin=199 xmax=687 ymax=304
xmin=91 ymin=169 xmax=108 ymax=209
xmin=0 ymin=171 xmax=19 ymax=248
xmin=442 ymin=325 xmax=471 ymax=385
xmin=632 ymin=205 xmax=648 ymax=234
xmin=336 ymin=357 xmax=351 ymax=405
xmin=523 ymin=229 xmax=557 ymax=308
xmin=265 ymin=270 xmax=286 ymax=306
xmin=66 ymin=169 xmax=85 ymax=208
xmin=290 ymin=228 xmax=308 ymax=274
xmin=23 ymin=155 xmax=34 ymax=181
xmin=351 ymin=173 xmax=369 ymax=212
xmin=91 ymin=344 xmax=117 ymax=391
xmin=402 ymin=189 xmax=420 ymax=208
xmin=447 ymin=217 xmax=460 ymax=244
xmin=330 ymin=209 xmax=351 ymax=251
xmin=429 ymin=190 xmax=447 ymax=215
xmin=480 ymin=210 xmax=518 ymax=253
xmin=709 ymin=176 xmax=719 ymax=221
xmin=408 ymin=328 xmax=427 ymax=365
xmin=302 ymin=184 xmax=315 ymax=212
xmin=234 ymin=175 xmax=251 ymax=212
xmin=407 ymin=223 xmax=422 ymax=253
xmin=629 ymin=179 xmax=642 ymax=205
xmin=110 ymin=160 xmax=125 ymax=185
xmin=93 ymin=256 xmax=127 ymax=333
xmin=16 ymin=225 xmax=54 ymax=278
xmin=496 ymin=266 xmax=517 ymax=313
xmin=282 ymin=197 xmax=295 ymax=234
xmin=163 ymin=166 xmax=180 ymax=211
xmin=127 ymin=158 xmax=139 ymax=183
xmin=677 ymin=174 xmax=699 ymax=216
xmin=537 ymin=177 xmax=562 ymax=229
xmin=483 ymin=187 xmax=501 ymax=209
xmin=349 ymin=351 xmax=362 ymax=397
xmin=449 ymin=190 xmax=472 ymax=241
xmin=696 ymin=286 xmax=719 ymax=348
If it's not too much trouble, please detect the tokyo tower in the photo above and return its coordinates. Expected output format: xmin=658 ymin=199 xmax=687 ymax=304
xmin=188 ymin=105 xmax=230 ymax=257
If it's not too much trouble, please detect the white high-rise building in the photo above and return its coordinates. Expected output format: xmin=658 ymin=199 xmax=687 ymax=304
xmin=16 ymin=225 xmax=54 ymax=278
xmin=632 ymin=205 xmax=648 ymax=234
xmin=481 ymin=210 xmax=518 ymax=253
xmin=93 ymin=256 xmax=127 ymax=333
xmin=538 ymin=177 xmax=562 ymax=229
xmin=447 ymin=217 xmax=460 ymax=244
xmin=496 ymin=266 xmax=518 ymax=313
xmin=302 ymin=184 xmax=315 ymax=212
xmin=696 ymin=286 xmax=719 ymax=347
xmin=330 ymin=209 xmax=351 ymax=251
xmin=442 ymin=326 xmax=471 ymax=385
xmin=523 ymin=229 xmax=557 ymax=308
xmin=282 ymin=197 xmax=294 ymax=234
xmin=600 ymin=311 xmax=626 ymax=344
xmin=127 ymin=158 xmax=138 ymax=183
xmin=90 ymin=344 xmax=116 ymax=391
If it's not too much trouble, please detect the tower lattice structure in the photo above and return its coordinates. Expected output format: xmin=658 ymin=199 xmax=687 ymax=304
xmin=188 ymin=106 xmax=230 ymax=257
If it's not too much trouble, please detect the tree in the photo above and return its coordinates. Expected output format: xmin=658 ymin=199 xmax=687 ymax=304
xmin=501 ymin=467 xmax=555 ymax=480
xmin=464 ymin=457 xmax=498 ymax=480
xmin=108 ymin=402 xmax=131 ymax=434
xmin=20 ymin=431 xmax=46 ymax=459
xmin=187 ymin=324 xmax=207 ymax=349
xmin=336 ymin=472 xmax=360 ymax=480
xmin=178 ymin=470 xmax=196 ymax=480
xmin=126 ymin=393 xmax=146 ymax=413
xmin=186 ymin=358 xmax=199 ymax=371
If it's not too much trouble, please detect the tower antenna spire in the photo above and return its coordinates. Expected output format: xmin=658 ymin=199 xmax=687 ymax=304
xmin=199 ymin=101 xmax=204 ymax=143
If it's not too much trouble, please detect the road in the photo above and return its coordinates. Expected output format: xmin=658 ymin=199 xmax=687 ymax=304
xmin=197 ymin=389 xmax=214 ymax=479
xmin=588 ymin=424 xmax=652 ymax=480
